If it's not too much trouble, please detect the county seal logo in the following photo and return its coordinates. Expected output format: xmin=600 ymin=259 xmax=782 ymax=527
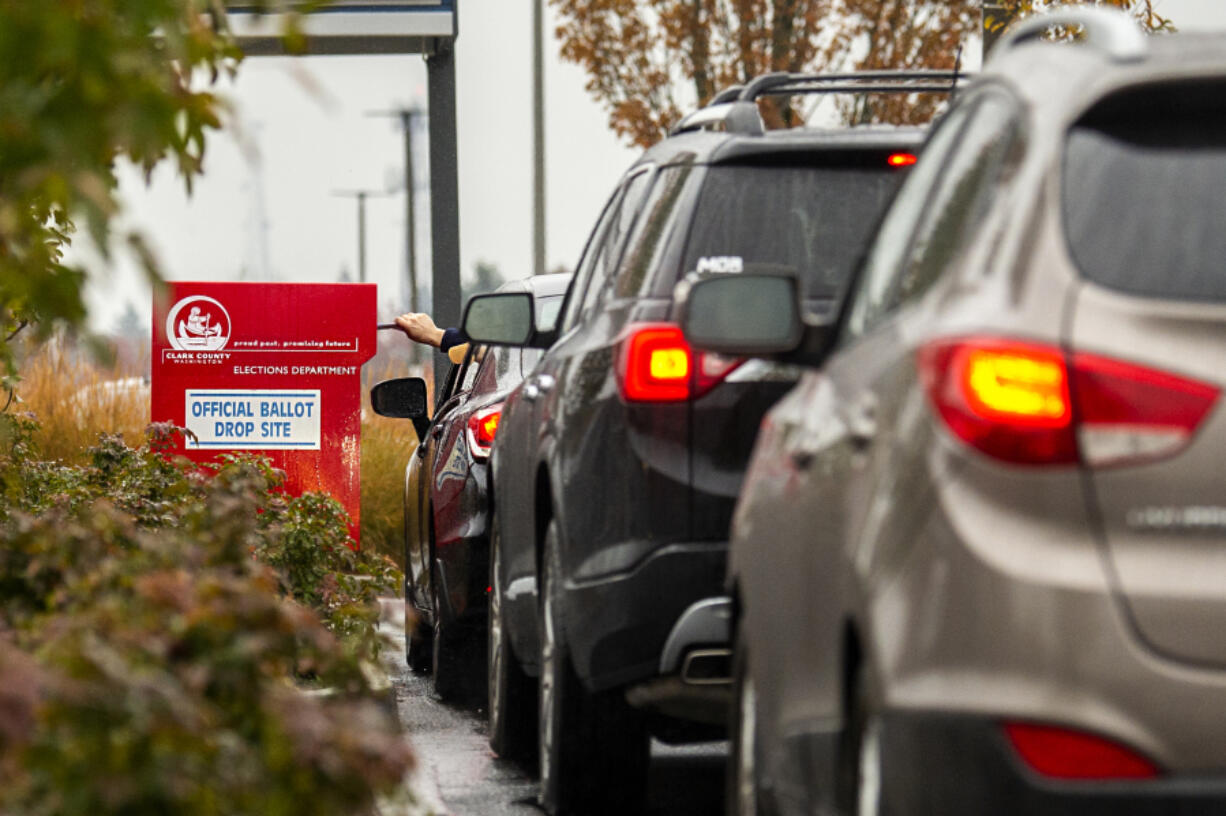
xmin=166 ymin=296 xmax=232 ymax=352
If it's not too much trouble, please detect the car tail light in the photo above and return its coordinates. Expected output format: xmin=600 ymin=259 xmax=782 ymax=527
xmin=1072 ymin=352 xmax=1218 ymax=467
xmin=1003 ymin=722 xmax=1161 ymax=780
xmin=616 ymin=323 xmax=744 ymax=403
xmin=888 ymin=152 xmax=918 ymax=168
xmin=466 ymin=403 xmax=503 ymax=460
xmin=919 ymin=337 xmax=1218 ymax=466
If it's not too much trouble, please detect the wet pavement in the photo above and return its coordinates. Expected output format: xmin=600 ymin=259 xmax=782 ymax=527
xmin=379 ymin=599 xmax=727 ymax=816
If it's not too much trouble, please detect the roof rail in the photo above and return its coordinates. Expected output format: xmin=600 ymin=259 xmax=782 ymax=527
xmin=994 ymin=4 xmax=1147 ymax=63
xmin=669 ymin=69 xmax=969 ymax=138
xmin=737 ymin=70 xmax=968 ymax=102
xmin=671 ymin=102 xmax=765 ymax=137
xmin=707 ymin=85 xmax=744 ymax=105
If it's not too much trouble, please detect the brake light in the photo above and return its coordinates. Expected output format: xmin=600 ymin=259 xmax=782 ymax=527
xmin=466 ymin=403 xmax=503 ymax=460
xmin=919 ymin=337 xmax=1218 ymax=466
xmin=888 ymin=152 xmax=918 ymax=168
xmin=616 ymin=323 xmax=743 ymax=403
xmin=1003 ymin=722 xmax=1161 ymax=780
xmin=920 ymin=339 xmax=1078 ymax=464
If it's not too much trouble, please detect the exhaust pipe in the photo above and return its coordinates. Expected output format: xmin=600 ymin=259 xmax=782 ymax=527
xmin=681 ymin=648 xmax=732 ymax=685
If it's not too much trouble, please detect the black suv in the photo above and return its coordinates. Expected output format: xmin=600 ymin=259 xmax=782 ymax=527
xmin=463 ymin=72 xmax=959 ymax=815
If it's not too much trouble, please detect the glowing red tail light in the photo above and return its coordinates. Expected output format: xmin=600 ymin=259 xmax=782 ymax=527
xmin=616 ymin=323 xmax=743 ymax=403
xmin=919 ymin=337 xmax=1218 ymax=466
xmin=888 ymin=152 xmax=918 ymax=168
xmin=466 ymin=403 xmax=503 ymax=460
xmin=1004 ymin=722 xmax=1161 ymax=780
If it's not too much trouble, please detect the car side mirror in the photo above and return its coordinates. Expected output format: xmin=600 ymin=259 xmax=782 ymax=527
xmin=677 ymin=273 xmax=834 ymax=367
xmin=370 ymin=377 xmax=430 ymax=441
xmin=462 ymin=292 xmax=532 ymax=346
xmin=462 ymin=292 xmax=558 ymax=349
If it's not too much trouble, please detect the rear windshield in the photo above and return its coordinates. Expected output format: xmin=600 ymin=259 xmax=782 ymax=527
xmin=1064 ymin=81 xmax=1226 ymax=302
xmin=681 ymin=161 xmax=906 ymax=298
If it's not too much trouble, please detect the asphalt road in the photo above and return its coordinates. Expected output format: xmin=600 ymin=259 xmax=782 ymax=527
xmin=379 ymin=599 xmax=728 ymax=816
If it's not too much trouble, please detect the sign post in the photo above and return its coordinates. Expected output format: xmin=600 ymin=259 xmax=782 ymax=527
xmin=152 ymin=282 xmax=377 ymax=543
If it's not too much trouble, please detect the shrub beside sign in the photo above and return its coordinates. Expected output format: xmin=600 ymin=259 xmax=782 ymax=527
xmin=152 ymin=282 xmax=376 ymax=542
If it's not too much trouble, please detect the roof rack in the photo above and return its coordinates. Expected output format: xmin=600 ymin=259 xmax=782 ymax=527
xmin=670 ymin=69 xmax=970 ymax=138
xmin=993 ymin=4 xmax=1147 ymax=63
xmin=707 ymin=85 xmax=745 ymax=105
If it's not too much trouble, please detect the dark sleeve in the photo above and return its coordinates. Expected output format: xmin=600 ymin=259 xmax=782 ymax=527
xmin=439 ymin=327 xmax=469 ymax=352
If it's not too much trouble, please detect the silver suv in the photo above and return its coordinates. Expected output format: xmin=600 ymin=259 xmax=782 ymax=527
xmin=683 ymin=6 xmax=1226 ymax=814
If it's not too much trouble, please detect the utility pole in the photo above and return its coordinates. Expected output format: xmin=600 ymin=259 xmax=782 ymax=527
xmin=427 ymin=39 xmax=462 ymax=391
xmin=333 ymin=189 xmax=390 ymax=284
xmin=532 ymin=0 xmax=546 ymax=276
xmin=369 ymin=106 xmax=425 ymax=313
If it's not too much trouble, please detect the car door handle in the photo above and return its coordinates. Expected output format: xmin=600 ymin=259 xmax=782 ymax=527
xmin=524 ymin=374 xmax=556 ymax=402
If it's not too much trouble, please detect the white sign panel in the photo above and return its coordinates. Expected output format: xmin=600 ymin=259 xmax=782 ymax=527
xmin=229 ymin=1 xmax=455 ymax=55
xmin=185 ymin=389 xmax=322 ymax=451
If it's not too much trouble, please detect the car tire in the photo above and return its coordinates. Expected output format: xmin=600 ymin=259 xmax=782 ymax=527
xmin=405 ymin=597 xmax=433 ymax=674
xmin=538 ymin=518 xmax=649 ymax=816
xmin=431 ymin=561 xmax=480 ymax=703
xmin=728 ymin=618 xmax=769 ymax=816
xmin=488 ymin=516 xmax=537 ymax=763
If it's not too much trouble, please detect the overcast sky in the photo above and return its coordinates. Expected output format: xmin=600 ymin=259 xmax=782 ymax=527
xmin=77 ymin=0 xmax=1225 ymax=334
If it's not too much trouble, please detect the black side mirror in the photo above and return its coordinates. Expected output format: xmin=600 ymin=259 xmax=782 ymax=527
xmin=461 ymin=292 xmax=557 ymax=349
xmin=370 ymin=377 xmax=430 ymax=441
xmin=462 ymin=292 xmax=534 ymax=346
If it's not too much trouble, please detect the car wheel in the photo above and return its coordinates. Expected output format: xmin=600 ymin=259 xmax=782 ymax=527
xmin=404 ymin=592 xmax=432 ymax=674
xmin=537 ymin=518 xmax=649 ymax=816
xmin=728 ymin=619 xmax=768 ymax=816
xmin=431 ymin=561 xmax=480 ymax=703
xmin=488 ymin=516 xmax=537 ymax=763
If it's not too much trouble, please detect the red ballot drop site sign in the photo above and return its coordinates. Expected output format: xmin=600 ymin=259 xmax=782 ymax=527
xmin=152 ymin=282 xmax=376 ymax=544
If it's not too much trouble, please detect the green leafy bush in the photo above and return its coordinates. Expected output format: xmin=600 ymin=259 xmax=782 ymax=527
xmin=0 ymin=416 xmax=413 ymax=815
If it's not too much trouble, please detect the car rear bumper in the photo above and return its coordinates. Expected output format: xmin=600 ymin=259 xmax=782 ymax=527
xmin=872 ymin=459 xmax=1226 ymax=775
xmin=562 ymin=540 xmax=728 ymax=693
xmin=877 ymin=712 xmax=1226 ymax=816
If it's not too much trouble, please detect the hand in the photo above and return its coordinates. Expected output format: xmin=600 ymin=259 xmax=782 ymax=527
xmin=395 ymin=313 xmax=445 ymax=348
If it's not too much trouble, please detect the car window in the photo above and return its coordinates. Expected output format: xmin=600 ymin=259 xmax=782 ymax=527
xmin=1064 ymin=80 xmax=1226 ymax=302
xmin=536 ymin=293 xmax=565 ymax=334
xmin=469 ymin=345 xmax=515 ymax=397
xmin=615 ymin=164 xmax=695 ymax=298
xmin=434 ymin=361 xmax=463 ymax=415
xmin=520 ymin=347 xmax=544 ymax=378
xmin=578 ymin=169 xmax=653 ymax=320
xmin=559 ymin=187 xmax=623 ymax=333
xmin=456 ymin=349 xmax=481 ymax=393
xmin=843 ymin=100 xmax=977 ymax=339
xmin=894 ymin=92 xmax=1021 ymax=307
xmin=681 ymin=157 xmax=908 ymax=303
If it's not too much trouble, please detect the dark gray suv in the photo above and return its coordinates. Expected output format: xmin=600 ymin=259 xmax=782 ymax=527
xmin=464 ymin=73 xmax=962 ymax=815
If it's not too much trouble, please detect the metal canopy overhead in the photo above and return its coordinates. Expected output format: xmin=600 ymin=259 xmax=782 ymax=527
xmin=230 ymin=0 xmax=463 ymax=391
xmin=228 ymin=0 xmax=455 ymax=56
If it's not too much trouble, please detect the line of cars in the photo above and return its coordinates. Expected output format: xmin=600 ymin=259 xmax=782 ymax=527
xmin=375 ymin=5 xmax=1226 ymax=814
